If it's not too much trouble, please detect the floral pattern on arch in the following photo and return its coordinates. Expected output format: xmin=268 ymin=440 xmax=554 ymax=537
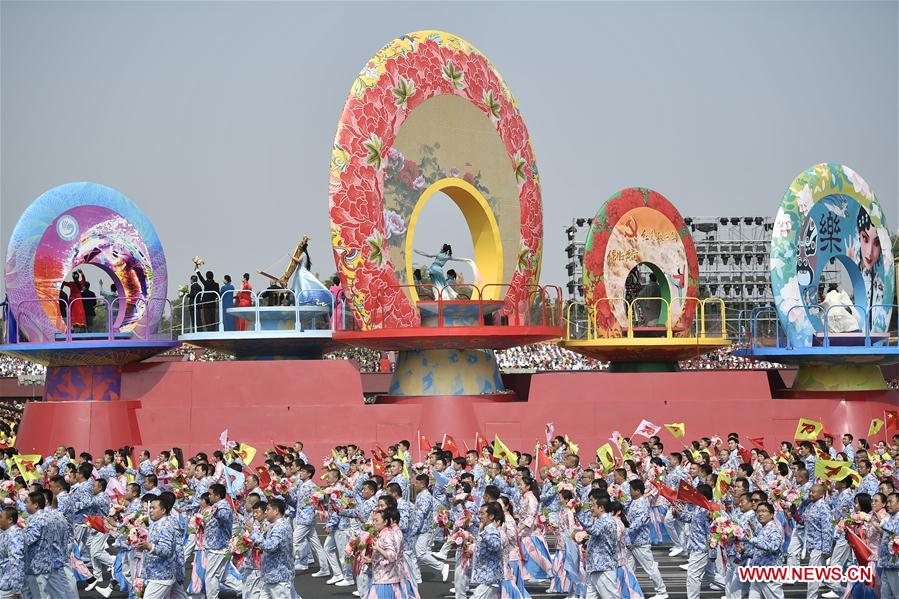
xmin=770 ymin=163 xmax=894 ymax=347
xmin=328 ymin=30 xmax=542 ymax=330
xmin=581 ymin=188 xmax=699 ymax=338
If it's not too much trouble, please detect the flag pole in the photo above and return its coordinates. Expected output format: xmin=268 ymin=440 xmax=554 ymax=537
xmin=884 ymin=410 xmax=889 ymax=445
xmin=417 ymin=430 xmax=421 ymax=463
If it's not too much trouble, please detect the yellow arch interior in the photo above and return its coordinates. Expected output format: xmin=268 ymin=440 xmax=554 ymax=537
xmin=404 ymin=177 xmax=503 ymax=302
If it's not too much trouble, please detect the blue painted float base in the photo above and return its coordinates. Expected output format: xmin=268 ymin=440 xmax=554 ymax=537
xmin=388 ymin=348 xmax=505 ymax=396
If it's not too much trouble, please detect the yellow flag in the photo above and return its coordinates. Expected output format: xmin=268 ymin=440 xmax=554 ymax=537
xmin=596 ymin=443 xmax=616 ymax=472
xmin=870 ymin=419 xmax=885 ymax=436
xmin=815 ymin=458 xmax=859 ymax=483
xmin=125 ymin=456 xmax=135 ymax=483
xmin=794 ymin=418 xmax=823 ymax=441
xmin=714 ymin=469 xmax=732 ymax=500
xmin=237 ymin=443 xmax=257 ymax=465
xmin=14 ymin=454 xmax=42 ymax=482
xmin=564 ymin=434 xmax=579 ymax=455
xmin=618 ymin=438 xmax=633 ymax=462
xmin=492 ymin=435 xmax=518 ymax=466
xmin=664 ymin=423 xmax=685 ymax=438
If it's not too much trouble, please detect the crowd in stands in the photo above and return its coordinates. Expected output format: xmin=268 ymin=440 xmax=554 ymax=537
xmin=495 ymin=343 xmax=604 ymax=371
xmin=0 ymin=355 xmax=46 ymax=378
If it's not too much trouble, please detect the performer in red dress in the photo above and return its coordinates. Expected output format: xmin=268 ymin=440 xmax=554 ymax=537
xmin=61 ymin=270 xmax=86 ymax=331
xmin=234 ymin=272 xmax=253 ymax=331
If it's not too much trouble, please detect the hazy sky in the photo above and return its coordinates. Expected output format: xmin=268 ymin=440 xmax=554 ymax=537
xmin=2 ymin=1 xmax=897 ymax=298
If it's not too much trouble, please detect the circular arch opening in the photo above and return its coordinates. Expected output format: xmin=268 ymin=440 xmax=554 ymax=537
xmin=404 ymin=177 xmax=503 ymax=303
xmin=55 ymin=262 xmax=128 ymax=334
xmin=805 ymin=253 xmax=867 ymax=333
xmin=624 ymin=262 xmax=671 ymax=327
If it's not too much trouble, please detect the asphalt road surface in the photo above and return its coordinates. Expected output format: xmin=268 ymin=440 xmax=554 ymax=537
xmin=79 ymin=538 xmax=817 ymax=598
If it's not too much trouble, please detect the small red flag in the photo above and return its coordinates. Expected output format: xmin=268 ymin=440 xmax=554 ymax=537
xmin=738 ymin=447 xmax=752 ymax=464
xmin=442 ymin=434 xmax=460 ymax=458
xmin=83 ymin=515 xmax=109 ymax=534
xmin=676 ymin=480 xmax=713 ymax=511
xmin=371 ymin=459 xmax=386 ymax=478
xmin=886 ymin=411 xmax=898 ymax=432
xmin=255 ymin=467 xmax=272 ymax=490
xmin=475 ymin=432 xmax=489 ymax=454
xmin=271 ymin=441 xmax=289 ymax=456
xmin=419 ymin=432 xmax=431 ymax=453
xmin=656 ymin=482 xmax=678 ymax=505
xmin=536 ymin=450 xmax=552 ymax=477
xmin=748 ymin=437 xmax=765 ymax=451
xmin=846 ymin=527 xmax=873 ymax=569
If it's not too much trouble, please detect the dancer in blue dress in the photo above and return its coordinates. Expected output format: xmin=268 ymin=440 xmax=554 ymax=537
xmin=414 ymin=244 xmax=465 ymax=299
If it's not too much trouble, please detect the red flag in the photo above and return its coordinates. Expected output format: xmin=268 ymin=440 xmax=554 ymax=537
xmin=255 ymin=467 xmax=272 ymax=490
xmin=656 ymin=482 xmax=678 ymax=504
xmin=419 ymin=432 xmax=431 ymax=453
xmin=374 ymin=446 xmax=388 ymax=461
xmin=886 ymin=411 xmax=898 ymax=432
xmin=536 ymin=450 xmax=552 ymax=477
xmin=738 ymin=447 xmax=752 ymax=464
xmin=846 ymin=528 xmax=873 ymax=568
xmin=475 ymin=432 xmax=489 ymax=454
xmin=271 ymin=441 xmax=289 ymax=456
xmin=442 ymin=434 xmax=460 ymax=458
xmin=371 ymin=459 xmax=386 ymax=478
xmin=748 ymin=437 xmax=765 ymax=451
xmin=83 ymin=515 xmax=109 ymax=534
xmin=676 ymin=480 xmax=713 ymax=511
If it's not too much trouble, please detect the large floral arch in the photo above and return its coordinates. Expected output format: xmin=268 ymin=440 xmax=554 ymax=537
xmin=328 ymin=31 xmax=542 ymax=330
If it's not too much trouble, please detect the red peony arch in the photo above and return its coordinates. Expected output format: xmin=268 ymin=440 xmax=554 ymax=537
xmin=328 ymin=31 xmax=542 ymax=330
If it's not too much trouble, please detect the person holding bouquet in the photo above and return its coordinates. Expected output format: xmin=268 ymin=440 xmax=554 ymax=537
xmin=549 ymin=488 xmax=586 ymax=598
xmin=743 ymin=501 xmax=784 ymax=599
xmin=517 ymin=476 xmax=552 ymax=584
xmin=236 ymin=500 xmax=266 ymax=599
xmin=137 ymin=496 xmax=179 ymax=599
xmin=470 ymin=502 xmax=504 ymax=599
xmin=249 ymin=498 xmax=294 ymax=599
xmin=365 ymin=506 xmax=419 ymax=599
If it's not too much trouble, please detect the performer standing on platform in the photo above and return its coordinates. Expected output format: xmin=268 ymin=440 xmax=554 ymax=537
xmin=61 ymin=270 xmax=86 ymax=331
xmin=235 ymin=273 xmax=253 ymax=332
xmin=220 ymin=275 xmax=235 ymax=332
xmin=414 ymin=244 xmax=466 ymax=300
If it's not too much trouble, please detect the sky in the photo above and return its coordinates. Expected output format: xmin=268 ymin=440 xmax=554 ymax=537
xmin=2 ymin=0 xmax=897 ymax=299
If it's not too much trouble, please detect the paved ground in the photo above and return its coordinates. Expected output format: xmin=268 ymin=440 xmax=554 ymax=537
xmin=80 ymin=538 xmax=817 ymax=598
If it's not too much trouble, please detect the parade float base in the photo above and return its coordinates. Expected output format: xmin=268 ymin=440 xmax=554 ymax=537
xmin=13 ymin=360 xmax=899 ymax=460
xmin=0 ymin=340 xmax=179 ymax=367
